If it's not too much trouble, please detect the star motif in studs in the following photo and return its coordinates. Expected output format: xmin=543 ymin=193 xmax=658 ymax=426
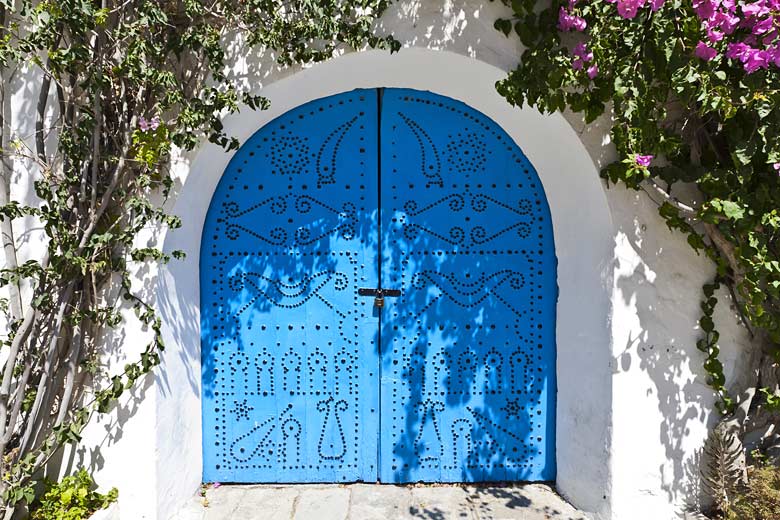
xmin=231 ymin=399 xmax=254 ymax=421
xmin=501 ymin=399 xmax=523 ymax=419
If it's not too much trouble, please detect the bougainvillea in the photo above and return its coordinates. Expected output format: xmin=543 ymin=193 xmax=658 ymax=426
xmin=495 ymin=0 xmax=779 ymax=423
xmin=556 ymin=0 xmax=780 ymax=74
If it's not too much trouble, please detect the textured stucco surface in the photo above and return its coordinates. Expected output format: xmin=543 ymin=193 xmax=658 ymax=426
xmin=1 ymin=2 xmax=755 ymax=520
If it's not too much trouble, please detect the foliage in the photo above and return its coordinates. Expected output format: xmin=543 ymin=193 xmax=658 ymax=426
xmin=493 ymin=0 xmax=780 ymax=414
xmin=29 ymin=469 xmax=117 ymax=520
xmin=702 ymin=421 xmax=747 ymax=512
xmin=0 ymin=0 xmax=396 ymax=516
xmin=724 ymin=462 xmax=780 ymax=519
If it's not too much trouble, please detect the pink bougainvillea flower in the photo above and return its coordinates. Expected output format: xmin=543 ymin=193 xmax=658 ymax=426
xmin=212 ymin=482 xmax=222 ymax=489
xmin=742 ymin=0 xmax=770 ymax=17
xmin=764 ymin=30 xmax=779 ymax=47
xmin=558 ymin=7 xmax=587 ymax=31
xmin=712 ymin=11 xmax=740 ymax=34
xmin=726 ymin=41 xmax=752 ymax=60
xmin=573 ymin=41 xmax=594 ymax=61
xmin=726 ymin=42 xmax=771 ymax=73
xmin=751 ymin=16 xmax=774 ymax=35
xmin=774 ymin=162 xmax=780 ymax=171
xmin=557 ymin=8 xmax=571 ymax=30
xmin=635 ymin=154 xmax=654 ymax=167
xmin=770 ymin=45 xmax=780 ymax=66
xmin=744 ymin=48 xmax=770 ymax=72
xmin=706 ymin=28 xmax=725 ymax=42
xmin=617 ymin=0 xmax=646 ymax=18
xmin=572 ymin=42 xmax=596 ymax=72
xmin=693 ymin=0 xmax=717 ymax=20
xmin=695 ymin=41 xmax=719 ymax=60
xmin=138 ymin=115 xmax=160 ymax=132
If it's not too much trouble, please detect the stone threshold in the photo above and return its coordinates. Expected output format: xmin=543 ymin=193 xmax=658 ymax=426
xmin=172 ymin=482 xmax=590 ymax=520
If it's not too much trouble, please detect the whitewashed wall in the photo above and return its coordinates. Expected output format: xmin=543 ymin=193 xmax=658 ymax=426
xmin=2 ymin=2 xmax=755 ymax=520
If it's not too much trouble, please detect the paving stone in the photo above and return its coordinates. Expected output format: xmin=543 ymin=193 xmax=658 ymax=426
xmin=348 ymin=484 xmax=413 ymax=520
xmin=293 ymin=486 xmax=351 ymax=520
xmin=409 ymin=486 xmax=477 ymax=520
xmin=228 ymin=486 xmax=299 ymax=520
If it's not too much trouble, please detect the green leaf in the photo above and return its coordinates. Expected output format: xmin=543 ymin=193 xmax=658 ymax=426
xmin=700 ymin=315 xmax=714 ymax=333
xmin=720 ymin=200 xmax=745 ymax=220
xmin=733 ymin=141 xmax=757 ymax=165
xmin=494 ymin=18 xmax=513 ymax=37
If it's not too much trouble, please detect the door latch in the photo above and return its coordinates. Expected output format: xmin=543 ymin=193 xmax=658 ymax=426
xmin=358 ymin=288 xmax=401 ymax=308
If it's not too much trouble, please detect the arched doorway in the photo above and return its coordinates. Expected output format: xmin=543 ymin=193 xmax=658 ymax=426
xmin=200 ymin=88 xmax=556 ymax=484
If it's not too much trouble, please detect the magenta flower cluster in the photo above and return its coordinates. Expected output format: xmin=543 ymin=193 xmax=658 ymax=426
xmin=558 ymin=0 xmax=588 ymax=31
xmin=560 ymin=0 xmax=600 ymax=78
xmin=607 ymin=0 xmax=665 ymax=19
xmin=635 ymin=154 xmax=654 ymax=167
xmin=572 ymin=42 xmax=600 ymax=78
xmin=139 ymin=115 xmax=160 ymax=132
xmin=693 ymin=0 xmax=780 ymax=72
xmin=559 ymin=0 xmax=779 ymax=75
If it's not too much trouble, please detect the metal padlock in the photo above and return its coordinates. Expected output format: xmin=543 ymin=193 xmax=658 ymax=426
xmin=373 ymin=295 xmax=385 ymax=308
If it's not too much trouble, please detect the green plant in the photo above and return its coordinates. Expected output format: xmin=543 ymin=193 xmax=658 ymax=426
xmin=0 ymin=1 xmax=396 ymax=515
xmin=725 ymin=463 xmax=780 ymax=520
xmin=702 ymin=421 xmax=746 ymax=512
xmin=29 ymin=469 xmax=117 ymax=520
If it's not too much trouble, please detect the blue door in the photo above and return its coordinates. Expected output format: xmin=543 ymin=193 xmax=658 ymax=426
xmin=201 ymin=90 xmax=380 ymax=483
xmin=378 ymin=90 xmax=556 ymax=482
xmin=201 ymin=88 xmax=556 ymax=484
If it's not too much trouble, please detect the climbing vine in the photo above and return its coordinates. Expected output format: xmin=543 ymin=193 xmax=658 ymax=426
xmin=493 ymin=0 xmax=779 ymax=440
xmin=0 ymin=0 xmax=396 ymax=515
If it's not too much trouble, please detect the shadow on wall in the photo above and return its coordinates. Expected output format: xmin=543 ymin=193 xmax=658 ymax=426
xmin=610 ymin=184 xmax=753 ymax=515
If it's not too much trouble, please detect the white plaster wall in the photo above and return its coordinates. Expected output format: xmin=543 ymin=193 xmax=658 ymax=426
xmin=1 ymin=2 xmax=755 ymax=520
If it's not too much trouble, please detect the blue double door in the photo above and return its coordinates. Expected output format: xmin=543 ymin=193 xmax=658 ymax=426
xmin=201 ymin=88 xmax=557 ymax=484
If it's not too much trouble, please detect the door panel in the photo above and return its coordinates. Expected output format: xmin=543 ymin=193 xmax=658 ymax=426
xmin=378 ymin=89 xmax=557 ymax=482
xmin=201 ymin=89 xmax=380 ymax=483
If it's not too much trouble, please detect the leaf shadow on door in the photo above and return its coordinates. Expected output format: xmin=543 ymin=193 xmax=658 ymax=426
xmin=380 ymin=219 xmax=553 ymax=484
xmin=378 ymin=88 xmax=557 ymax=485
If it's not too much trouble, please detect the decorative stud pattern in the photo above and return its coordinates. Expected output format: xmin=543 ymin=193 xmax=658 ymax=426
xmin=269 ymin=135 xmax=311 ymax=176
xmin=201 ymin=90 xmax=379 ymax=483
xmin=231 ymin=399 xmax=254 ymax=421
xmin=379 ymin=89 xmax=556 ymax=483
xmin=202 ymin=88 xmax=556 ymax=485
